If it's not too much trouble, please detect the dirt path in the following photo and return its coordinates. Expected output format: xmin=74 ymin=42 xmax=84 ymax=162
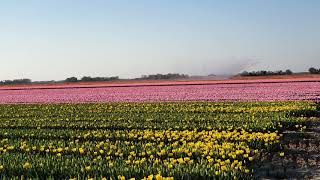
xmin=254 ymin=116 xmax=320 ymax=179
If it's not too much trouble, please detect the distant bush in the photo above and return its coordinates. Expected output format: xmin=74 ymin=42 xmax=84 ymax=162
xmin=309 ymin=67 xmax=320 ymax=74
xmin=138 ymin=73 xmax=189 ymax=80
xmin=239 ymin=70 xmax=293 ymax=76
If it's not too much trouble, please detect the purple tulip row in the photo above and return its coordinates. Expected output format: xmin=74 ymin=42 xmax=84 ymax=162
xmin=0 ymin=81 xmax=319 ymax=104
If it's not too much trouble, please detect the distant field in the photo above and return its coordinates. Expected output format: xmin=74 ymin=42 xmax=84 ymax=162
xmin=0 ymin=78 xmax=319 ymax=104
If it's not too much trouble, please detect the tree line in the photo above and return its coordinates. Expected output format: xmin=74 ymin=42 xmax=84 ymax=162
xmin=0 ymin=73 xmax=189 ymax=85
xmin=238 ymin=67 xmax=320 ymax=76
xmin=64 ymin=76 xmax=119 ymax=83
xmin=239 ymin=69 xmax=293 ymax=76
xmin=0 ymin=76 xmax=120 ymax=85
xmin=1 ymin=68 xmax=320 ymax=85
xmin=0 ymin=79 xmax=32 ymax=85
xmin=137 ymin=73 xmax=189 ymax=80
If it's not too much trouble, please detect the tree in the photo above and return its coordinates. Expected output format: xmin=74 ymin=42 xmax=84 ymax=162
xmin=308 ymin=67 xmax=320 ymax=74
xmin=81 ymin=76 xmax=92 ymax=82
xmin=65 ymin=77 xmax=78 ymax=82
xmin=240 ymin=71 xmax=249 ymax=76
xmin=285 ymin=69 xmax=293 ymax=75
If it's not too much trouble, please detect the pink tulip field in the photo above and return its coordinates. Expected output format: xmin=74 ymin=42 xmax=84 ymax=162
xmin=0 ymin=80 xmax=319 ymax=104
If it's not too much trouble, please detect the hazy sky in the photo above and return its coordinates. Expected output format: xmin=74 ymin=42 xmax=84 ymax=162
xmin=1 ymin=0 xmax=320 ymax=80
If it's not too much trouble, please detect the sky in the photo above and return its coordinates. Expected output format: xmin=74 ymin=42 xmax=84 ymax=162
xmin=0 ymin=0 xmax=320 ymax=80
